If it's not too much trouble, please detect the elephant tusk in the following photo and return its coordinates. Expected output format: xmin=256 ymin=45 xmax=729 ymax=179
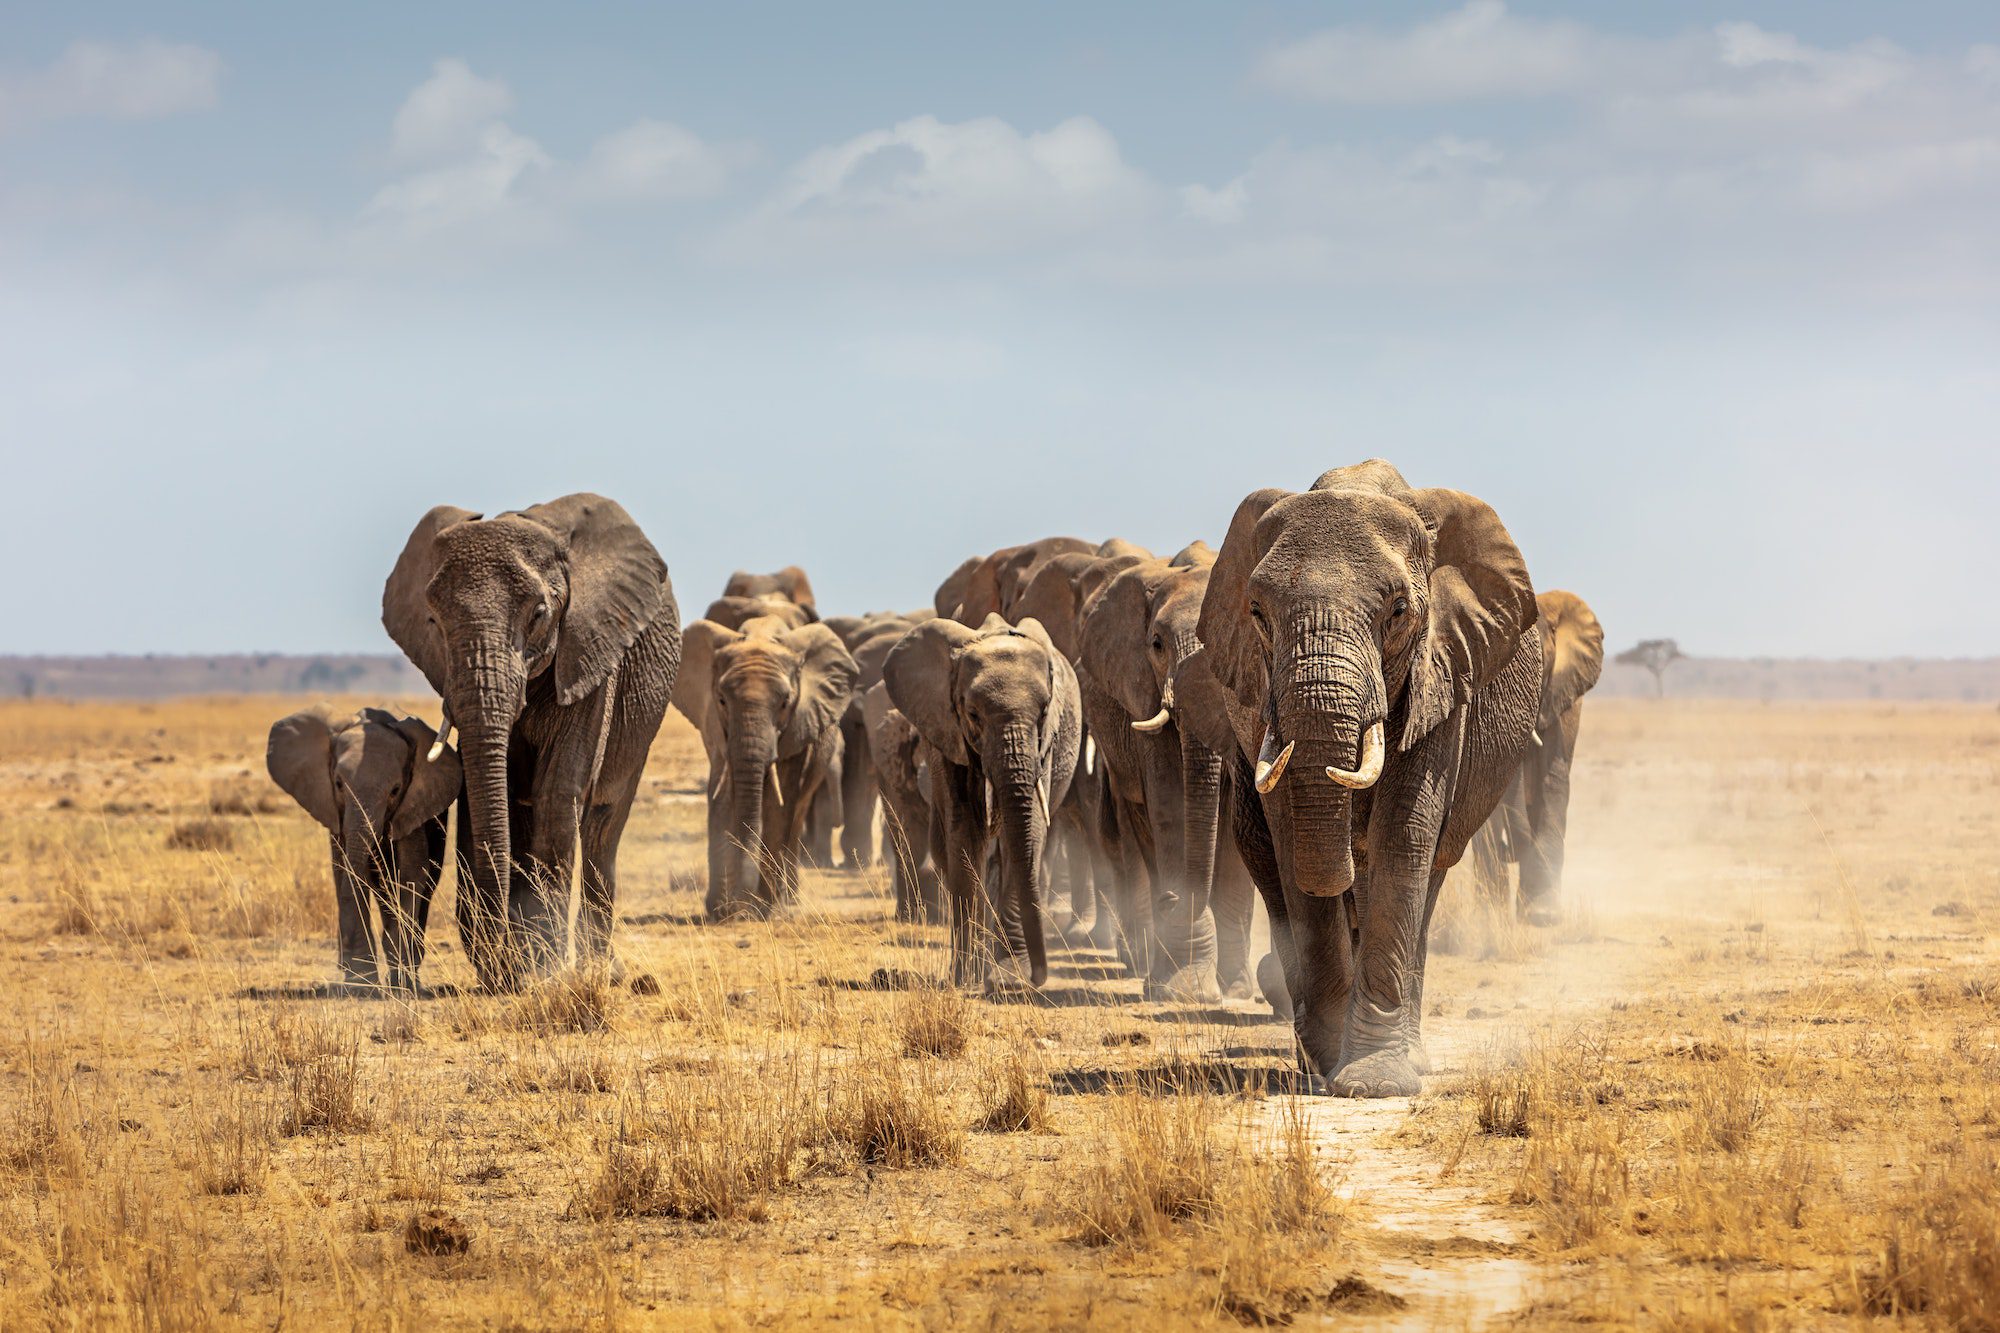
xmin=1130 ymin=705 xmax=1172 ymax=734
xmin=1326 ymin=721 xmax=1386 ymax=790
xmin=427 ymin=720 xmax=453 ymax=763
xmin=1083 ymin=736 xmax=1096 ymax=776
xmin=710 ymin=759 xmax=730 ymax=801
xmin=1530 ymin=729 xmax=1544 ymax=749
xmin=1035 ymin=776 xmax=1050 ymax=823
xmin=768 ymin=766 xmax=784 ymax=808
xmin=1253 ymin=728 xmax=1293 ymax=795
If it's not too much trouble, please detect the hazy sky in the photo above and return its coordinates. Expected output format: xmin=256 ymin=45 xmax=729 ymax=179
xmin=5 ymin=2 xmax=1997 ymax=658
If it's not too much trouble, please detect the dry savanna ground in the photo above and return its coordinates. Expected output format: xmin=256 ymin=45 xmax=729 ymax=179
xmin=0 ymin=695 xmax=1996 ymax=1329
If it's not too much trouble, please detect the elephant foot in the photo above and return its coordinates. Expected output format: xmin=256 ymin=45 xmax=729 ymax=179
xmin=1222 ymin=977 xmax=1253 ymax=1001
xmin=1521 ymin=898 xmax=1562 ymax=928
xmin=1150 ymin=964 xmax=1221 ymax=1005
xmin=1256 ymin=953 xmax=1294 ymax=1020
xmin=1407 ymin=1038 xmax=1434 ymax=1076
xmin=984 ymin=954 xmax=1040 ymax=998
xmin=1328 ymin=1049 xmax=1423 ymax=1099
xmin=1086 ymin=918 xmax=1121 ymax=955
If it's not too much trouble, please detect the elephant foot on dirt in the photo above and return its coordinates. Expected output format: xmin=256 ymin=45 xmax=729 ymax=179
xmin=1145 ymin=962 xmax=1220 ymax=1005
xmin=1328 ymin=1048 xmax=1423 ymax=1098
xmin=1520 ymin=895 xmax=1562 ymax=928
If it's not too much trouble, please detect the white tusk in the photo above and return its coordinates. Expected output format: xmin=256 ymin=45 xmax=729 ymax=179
xmin=1530 ymin=730 xmax=1544 ymax=749
xmin=1130 ymin=705 xmax=1172 ymax=734
xmin=1326 ymin=721 xmax=1385 ymax=790
xmin=768 ymin=767 xmax=784 ymax=808
xmin=1036 ymin=776 xmax=1050 ymax=823
xmin=710 ymin=759 xmax=730 ymax=800
xmin=427 ymin=720 xmax=453 ymax=763
xmin=1253 ymin=728 xmax=1293 ymax=795
xmin=1084 ymin=736 xmax=1096 ymax=776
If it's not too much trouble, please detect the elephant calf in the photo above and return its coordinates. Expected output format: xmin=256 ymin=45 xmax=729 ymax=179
xmin=267 ymin=704 xmax=461 ymax=993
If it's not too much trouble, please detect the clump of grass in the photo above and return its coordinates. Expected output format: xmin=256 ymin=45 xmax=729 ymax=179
xmin=3 ymin=1049 xmax=91 ymax=1179
xmin=825 ymin=1059 xmax=963 ymax=1169
xmin=166 ymin=818 xmax=235 ymax=852
xmin=512 ymin=971 xmax=615 ymax=1036
xmin=975 ymin=1043 xmax=1051 ymax=1134
xmin=207 ymin=778 xmax=284 ymax=816
xmin=1854 ymin=1147 xmax=2000 ymax=1323
xmin=186 ymin=1092 xmax=272 ymax=1196
xmin=896 ymin=986 xmax=971 ymax=1059
xmin=1071 ymin=1089 xmax=1223 ymax=1245
xmin=575 ymin=1073 xmax=816 ymax=1222
xmin=280 ymin=1025 xmax=369 ymax=1136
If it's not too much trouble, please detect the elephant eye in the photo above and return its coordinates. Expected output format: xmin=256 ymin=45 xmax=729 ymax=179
xmin=1391 ymin=596 xmax=1409 ymax=618
xmin=532 ymin=601 xmax=549 ymax=620
xmin=1150 ymin=634 xmax=1163 ymax=652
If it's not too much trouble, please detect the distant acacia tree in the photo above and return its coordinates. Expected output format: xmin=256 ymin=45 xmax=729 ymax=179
xmin=1617 ymin=639 xmax=1683 ymax=697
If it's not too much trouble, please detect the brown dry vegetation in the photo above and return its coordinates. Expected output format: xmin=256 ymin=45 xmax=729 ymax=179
xmin=0 ymin=695 xmax=1995 ymax=1328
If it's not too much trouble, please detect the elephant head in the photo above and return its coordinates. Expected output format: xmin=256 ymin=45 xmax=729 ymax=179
xmin=1198 ymin=460 xmax=1535 ymax=901
xmin=677 ymin=616 xmax=858 ymax=915
xmin=723 ymin=566 xmax=817 ymax=620
xmin=382 ymin=495 xmax=672 ymax=981
xmin=704 ymin=594 xmax=813 ymax=634
xmin=884 ymin=614 xmax=1077 ymax=985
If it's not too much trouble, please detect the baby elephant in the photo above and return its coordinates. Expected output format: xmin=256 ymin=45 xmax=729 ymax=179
xmin=267 ymin=704 xmax=461 ymax=993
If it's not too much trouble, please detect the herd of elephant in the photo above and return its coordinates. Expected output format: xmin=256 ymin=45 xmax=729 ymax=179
xmin=263 ymin=462 xmax=1605 ymax=1098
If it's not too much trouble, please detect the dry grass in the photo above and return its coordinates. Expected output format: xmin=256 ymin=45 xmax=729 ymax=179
xmin=0 ymin=694 xmax=1996 ymax=1327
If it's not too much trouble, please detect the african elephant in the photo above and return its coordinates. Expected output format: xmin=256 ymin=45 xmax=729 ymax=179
xmin=1076 ymin=554 xmax=1256 ymax=999
xmin=1492 ymin=589 xmax=1603 ymax=923
xmin=704 ymin=595 xmax=813 ymax=633
xmin=944 ymin=537 xmax=1094 ymax=625
xmin=864 ymin=680 xmax=943 ymax=923
xmin=383 ymin=495 xmax=681 ymax=990
xmin=884 ymin=615 xmax=1082 ymax=990
xmin=266 ymin=704 xmax=461 ymax=993
xmin=1197 ymin=460 xmax=1541 ymax=1096
xmin=830 ymin=614 xmax=919 ymax=870
xmin=675 ymin=615 xmax=858 ymax=918
xmin=723 ymin=566 xmax=818 ymax=621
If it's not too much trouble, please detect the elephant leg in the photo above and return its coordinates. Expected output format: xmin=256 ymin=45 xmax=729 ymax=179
xmin=934 ymin=767 xmax=987 ymax=988
xmin=1517 ymin=717 xmax=1577 ymax=925
xmin=578 ymin=771 xmax=640 ymax=972
xmin=380 ymin=829 xmax=439 ymax=995
xmin=331 ymin=833 xmax=379 ymax=990
xmin=839 ymin=720 xmax=876 ymax=870
xmin=704 ymin=760 xmax=732 ymax=918
xmin=1114 ymin=799 xmax=1155 ymax=982
xmin=804 ymin=780 xmax=837 ymax=870
xmin=1212 ymin=835 xmax=1257 ymax=999
xmin=1331 ymin=829 xmax=1440 ymax=1099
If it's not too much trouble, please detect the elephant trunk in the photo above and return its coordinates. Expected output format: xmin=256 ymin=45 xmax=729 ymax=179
xmin=1179 ymin=726 xmax=1223 ymax=928
xmin=447 ymin=639 xmax=527 ymax=990
xmin=990 ymin=724 xmax=1048 ymax=987
xmin=725 ymin=724 xmax=778 ymax=915
xmin=1272 ymin=626 xmax=1385 ymax=899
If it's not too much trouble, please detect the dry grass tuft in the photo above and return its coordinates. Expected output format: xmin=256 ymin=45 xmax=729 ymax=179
xmin=896 ymin=986 xmax=972 ymax=1059
xmin=975 ymin=1042 xmax=1052 ymax=1134
xmin=280 ymin=1024 xmax=369 ymax=1136
xmin=511 ymin=970 xmax=617 ymax=1036
xmin=825 ymin=1058 xmax=964 ymax=1169
xmin=185 ymin=1091 xmax=273 ymax=1196
xmin=575 ymin=1072 xmax=816 ymax=1222
xmin=1853 ymin=1149 xmax=2000 ymax=1325
xmin=165 ymin=817 xmax=235 ymax=852
xmin=1071 ymin=1088 xmax=1223 ymax=1245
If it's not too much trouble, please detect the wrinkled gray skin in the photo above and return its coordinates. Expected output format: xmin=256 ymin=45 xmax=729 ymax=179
xmin=1077 ymin=554 xmax=1255 ymax=999
xmin=675 ymin=616 xmax=858 ymax=918
xmin=384 ymin=495 xmax=680 ymax=990
xmin=864 ymin=681 xmax=943 ymax=923
xmin=884 ymin=615 xmax=1082 ymax=990
xmin=1198 ymin=461 xmax=1541 ymax=1096
xmin=267 ymin=704 xmax=461 ymax=993
xmin=830 ymin=614 xmax=918 ymax=871
xmin=723 ymin=566 xmax=817 ymax=621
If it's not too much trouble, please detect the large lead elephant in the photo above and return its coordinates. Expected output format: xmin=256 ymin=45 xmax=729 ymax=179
xmin=884 ymin=615 xmax=1082 ymax=990
xmin=674 ymin=615 xmax=858 ymax=918
xmin=266 ymin=704 xmax=460 ymax=993
xmin=383 ymin=495 xmax=681 ymax=989
xmin=1196 ymin=460 xmax=1541 ymax=1096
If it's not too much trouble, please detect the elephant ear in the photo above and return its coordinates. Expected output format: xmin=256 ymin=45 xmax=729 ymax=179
xmin=1402 ymin=488 xmax=1537 ymax=751
xmin=672 ymin=619 xmax=738 ymax=735
xmin=779 ymin=624 xmax=859 ymax=754
xmin=383 ymin=505 xmax=480 ymax=695
xmin=934 ymin=555 xmax=983 ymax=619
xmin=373 ymin=712 xmax=462 ymax=839
xmin=1078 ymin=560 xmax=1164 ymax=723
xmin=952 ymin=548 xmax=1012 ymax=625
xmin=1539 ymin=590 xmax=1604 ymax=732
xmin=1196 ymin=488 xmax=1291 ymax=712
xmin=1013 ymin=555 xmax=1089 ymax=661
xmin=267 ymin=704 xmax=342 ymax=831
xmin=883 ymin=617 xmax=978 ymax=765
xmin=519 ymin=494 xmax=674 ymax=706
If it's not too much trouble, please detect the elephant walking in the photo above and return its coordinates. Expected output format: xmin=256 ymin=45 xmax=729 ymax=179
xmin=383 ymin=495 xmax=681 ymax=990
xmin=266 ymin=704 xmax=461 ymax=993
xmin=864 ymin=681 xmax=943 ymax=923
xmin=884 ymin=616 xmax=1082 ymax=990
xmin=1197 ymin=461 xmax=1541 ymax=1097
xmin=675 ymin=614 xmax=858 ymax=918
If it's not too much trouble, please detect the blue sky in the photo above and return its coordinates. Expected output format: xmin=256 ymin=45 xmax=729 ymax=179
xmin=4 ymin=3 xmax=1997 ymax=657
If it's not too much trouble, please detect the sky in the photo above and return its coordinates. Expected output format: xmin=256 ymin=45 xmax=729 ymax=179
xmin=3 ymin=1 xmax=1997 ymax=658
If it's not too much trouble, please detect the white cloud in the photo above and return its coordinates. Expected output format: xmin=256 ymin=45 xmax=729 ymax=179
xmin=1255 ymin=1 xmax=1621 ymax=104
xmin=0 ymin=39 xmax=219 ymax=131
xmin=755 ymin=114 xmax=1153 ymax=254
xmin=578 ymin=118 xmax=746 ymax=200
xmin=390 ymin=57 xmax=513 ymax=162
xmin=367 ymin=123 xmax=552 ymax=231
